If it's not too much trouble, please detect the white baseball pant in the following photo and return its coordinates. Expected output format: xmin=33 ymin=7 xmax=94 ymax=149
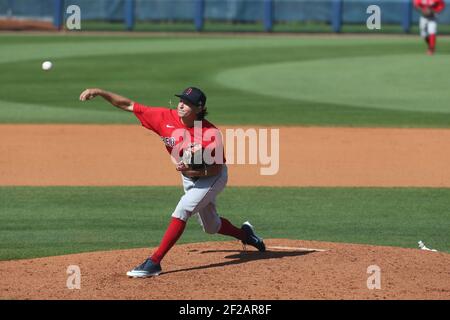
xmin=172 ymin=165 xmax=228 ymax=234
xmin=420 ymin=16 xmax=437 ymax=38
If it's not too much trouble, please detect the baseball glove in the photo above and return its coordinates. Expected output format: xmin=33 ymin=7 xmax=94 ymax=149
xmin=181 ymin=143 xmax=205 ymax=170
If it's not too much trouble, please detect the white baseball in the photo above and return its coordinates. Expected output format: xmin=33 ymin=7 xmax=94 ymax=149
xmin=42 ymin=61 xmax=53 ymax=71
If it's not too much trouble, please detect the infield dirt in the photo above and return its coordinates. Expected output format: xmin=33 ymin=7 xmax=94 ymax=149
xmin=0 ymin=239 xmax=449 ymax=300
xmin=1 ymin=125 xmax=449 ymax=300
xmin=1 ymin=125 xmax=449 ymax=187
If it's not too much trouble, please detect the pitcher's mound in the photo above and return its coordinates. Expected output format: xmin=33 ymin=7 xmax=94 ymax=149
xmin=0 ymin=239 xmax=449 ymax=300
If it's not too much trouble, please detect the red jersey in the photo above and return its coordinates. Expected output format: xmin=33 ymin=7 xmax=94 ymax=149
xmin=133 ymin=103 xmax=225 ymax=164
xmin=414 ymin=0 xmax=446 ymax=13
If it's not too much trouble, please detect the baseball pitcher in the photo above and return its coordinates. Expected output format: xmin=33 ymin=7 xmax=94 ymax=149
xmin=79 ymin=87 xmax=266 ymax=278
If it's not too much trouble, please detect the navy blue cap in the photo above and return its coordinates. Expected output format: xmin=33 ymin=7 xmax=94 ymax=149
xmin=175 ymin=87 xmax=207 ymax=108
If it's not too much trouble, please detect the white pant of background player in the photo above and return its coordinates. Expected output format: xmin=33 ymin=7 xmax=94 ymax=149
xmin=420 ymin=16 xmax=437 ymax=37
xmin=172 ymin=165 xmax=228 ymax=234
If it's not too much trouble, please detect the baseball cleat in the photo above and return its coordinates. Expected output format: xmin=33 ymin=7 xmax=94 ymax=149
xmin=241 ymin=221 xmax=266 ymax=252
xmin=126 ymin=258 xmax=162 ymax=278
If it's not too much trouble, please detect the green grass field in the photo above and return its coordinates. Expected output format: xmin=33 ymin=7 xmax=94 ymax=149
xmin=1 ymin=34 xmax=449 ymax=261
xmin=0 ymin=187 xmax=449 ymax=260
xmin=0 ymin=34 xmax=449 ymax=126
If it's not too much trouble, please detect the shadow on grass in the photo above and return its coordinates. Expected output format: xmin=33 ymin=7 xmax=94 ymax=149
xmin=163 ymin=249 xmax=315 ymax=275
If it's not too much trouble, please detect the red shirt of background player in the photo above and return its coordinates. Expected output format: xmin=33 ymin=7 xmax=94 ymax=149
xmin=133 ymin=103 xmax=226 ymax=164
xmin=414 ymin=0 xmax=446 ymax=13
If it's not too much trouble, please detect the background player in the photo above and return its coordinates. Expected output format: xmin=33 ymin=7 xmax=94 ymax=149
xmin=414 ymin=0 xmax=446 ymax=55
xmin=79 ymin=87 xmax=266 ymax=278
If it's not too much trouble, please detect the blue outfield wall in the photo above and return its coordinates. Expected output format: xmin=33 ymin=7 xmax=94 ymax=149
xmin=1 ymin=0 xmax=450 ymax=32
xmin=0 ymin=0 xmax=54 ymax=19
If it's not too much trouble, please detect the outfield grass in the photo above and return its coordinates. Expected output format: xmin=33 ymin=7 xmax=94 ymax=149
xmin=0 ymin=35 xmax=449 ymax=126
xmin=216 ymin=54 xmax=450 ymax=113
xmin=0 ymin=186 xmax=448 ymax=260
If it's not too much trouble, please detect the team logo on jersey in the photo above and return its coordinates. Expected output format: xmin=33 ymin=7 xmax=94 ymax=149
xmin=161 ymin=136 xmax=176 ymax=148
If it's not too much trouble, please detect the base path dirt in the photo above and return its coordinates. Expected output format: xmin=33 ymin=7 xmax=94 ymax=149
xmin=0 ymin=239 xmax=449 ymax=300
xmin=0 ymin=125 xmax=449 ymax=187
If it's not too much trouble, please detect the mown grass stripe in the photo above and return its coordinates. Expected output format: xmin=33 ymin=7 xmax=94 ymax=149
xmin=0 ymin=186 xmax=448 ymax=260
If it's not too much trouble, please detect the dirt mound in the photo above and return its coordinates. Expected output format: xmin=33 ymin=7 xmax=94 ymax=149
xmin=0 ymin=239 xmax=448 ymax=300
